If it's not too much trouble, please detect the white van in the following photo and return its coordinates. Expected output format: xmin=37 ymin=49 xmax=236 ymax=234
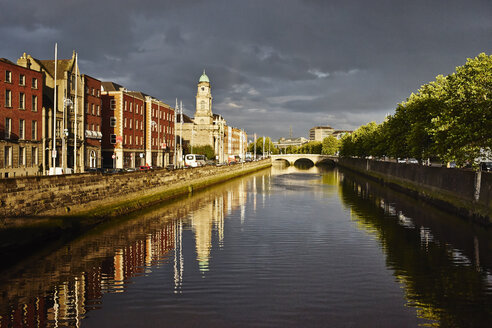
xmin=184 ymin=154 xmax=206 ymax=167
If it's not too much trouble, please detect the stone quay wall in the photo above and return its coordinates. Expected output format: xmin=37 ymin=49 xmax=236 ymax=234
xmin=0 ymin=160 xmax=271 ymax=218
xmin=338 ymin=158 xmax=491 ymax=224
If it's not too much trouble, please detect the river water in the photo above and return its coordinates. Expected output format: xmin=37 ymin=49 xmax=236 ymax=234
xmin=1 ymin=164 xmax=491 ymax=327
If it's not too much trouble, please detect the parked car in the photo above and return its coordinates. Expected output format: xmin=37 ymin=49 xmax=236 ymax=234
xmin=407 ymin=158 xmax=419 ymax=164
xmin=139 ymin=165 xmax=151 ymax=170
xmin=397 ymin=158 xmax=406 ymax=164
xmin=481 ymin=162 xmax=492 ymax=171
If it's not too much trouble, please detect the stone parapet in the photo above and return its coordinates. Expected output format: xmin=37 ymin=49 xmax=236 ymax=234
xmin=338 ymin=158 xmax=491 ymax=225
xmin=0 ymin=160 xmax=271 ymax=218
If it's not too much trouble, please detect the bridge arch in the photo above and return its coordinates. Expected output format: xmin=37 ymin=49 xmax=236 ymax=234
xmin=293 ymin=158 xmax=315 ymax=168
xmin=270 ymin=154 xmax=338 ymax=166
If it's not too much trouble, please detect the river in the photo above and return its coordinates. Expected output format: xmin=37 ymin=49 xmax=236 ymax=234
xmin=0 ymin=163 xmax=491 ymax=327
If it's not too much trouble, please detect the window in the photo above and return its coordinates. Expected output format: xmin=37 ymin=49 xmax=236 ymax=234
xmin=19 ymin=119 xmax=25 ymax=140
xmin=110 ymin=99 xmax=116 ymax=110
xmin=5 ymin=118 xmax=11 ymax=139
xmin=4 ymin=146 xmax=12 ymax=167
xmin=97 ymin=90 xmax=100 ymax=97
xmin=124 ymin=118 xmax=127 ymax=128
xmin=5 ymin=90 xmax=11 ymax=107
xmin=5 ymin=70 xmax=11 ymax=83
xmin=110 ymin=117 xmax=116 ymax=127
xmin=31 ymin=120 xmax=37 ymax=140
xmin=97 ymin=105 xmax=100 ymax=116
xmin=136 ymin=135 xmax=138 ymax=145
xmin=124 ymin=101 xmax=127 ymax=111
xmin=56 ymin=120 xmax=61 ymax=137
xmin=19 ymin=74 xmax=25 ymax=86
xmin=19 ymin=92 xmax=25 ymax=109
xmin=91 ymin=103 xmax=94 ymax=115
xmin=32 ymin=78 xmax=38 ymax=89
xmin=129 ymin=119 xmax=132 ymax=129
xmin=110 ymin=134 xmax=116 ymax=144
xmin=31 ymin=147 xmax=38 ymax=166
xmin=129 ymin=135 xmax=132 ymax=145
xmin=32 ymin=95 xmax=38 ymax=112
xmin=19 ymin=146 xmax=25 ymax=166
xmin=97 ymin=124 xmax=100 ymax=132
xmin=130 ymin=102 xmax=132 ymax=112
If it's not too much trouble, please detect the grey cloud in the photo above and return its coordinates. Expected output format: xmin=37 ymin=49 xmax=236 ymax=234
xmin=1 ymin=0 xmax=491 ymax=138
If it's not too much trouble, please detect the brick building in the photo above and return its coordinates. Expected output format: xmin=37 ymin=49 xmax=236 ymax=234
xmin=82 ymin=75 xmax=102 ymax=169
xmin=0 ymin=58 xmax=43 ymax=178
xmin=145 ymin=96 xmax=174 ymax=167
xmin=101 ymin=82 xmax=174 ymax=169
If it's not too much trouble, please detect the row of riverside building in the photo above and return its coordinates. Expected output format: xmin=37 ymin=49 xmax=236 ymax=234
xmin=0 ymin=51 xmax=247 ymax=178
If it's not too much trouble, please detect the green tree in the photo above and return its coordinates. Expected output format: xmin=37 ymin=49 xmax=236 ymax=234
xmin=247 ymin=137 xmax=278 ymax=155
xmin=192 ymin=145 xmax=215 ymax=160
xmin=430 ymin=53 xmax=492 ymax=165
xmin=321 ymin=136 xmax=339 ymax=155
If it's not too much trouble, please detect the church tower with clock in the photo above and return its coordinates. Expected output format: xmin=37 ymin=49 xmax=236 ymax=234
xmin=195 ymin=70 xmax=213 ymax=125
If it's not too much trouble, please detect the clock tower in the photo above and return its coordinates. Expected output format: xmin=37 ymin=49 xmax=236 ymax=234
xmin=195 ymin=70 xmax=213 ymax=125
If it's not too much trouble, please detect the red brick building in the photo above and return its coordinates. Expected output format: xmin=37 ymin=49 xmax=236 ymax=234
xmin=82 ymin=74 xmax=102 ymax=169
xmin=101 ymin=82 xmax=146 ymax=169
xmin=0 ymin=58 xmax=43 ymax=178
xmin=145 ymin=96 xmax=174 ymax=167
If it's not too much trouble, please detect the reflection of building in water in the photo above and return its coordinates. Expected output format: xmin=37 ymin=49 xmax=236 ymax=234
xmin=190 ymin=180 xmax=248 ymax=273
xmin=1 ymin=223 xmax=175 ymax=327
xmin=191 ymin=203 xmax=215 ymax=273
xmin=0 ymin=180 xmax=251 ymax=326
xmin=174 ymin=219 xmax=184 ymax=293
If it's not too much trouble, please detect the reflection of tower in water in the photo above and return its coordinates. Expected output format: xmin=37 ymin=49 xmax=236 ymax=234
xmin=191 ymin=203 xmax=215 ymax=273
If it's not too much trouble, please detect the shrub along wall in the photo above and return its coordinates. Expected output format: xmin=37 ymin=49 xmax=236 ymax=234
xmin=338 ymin=158 xmax=491 ymax=224
xmin=0 ymin=160 xmax=271 ymax=218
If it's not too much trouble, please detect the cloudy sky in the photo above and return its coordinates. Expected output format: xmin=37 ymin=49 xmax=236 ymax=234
xmin=1 ymin=0 xmax=491 ymax=139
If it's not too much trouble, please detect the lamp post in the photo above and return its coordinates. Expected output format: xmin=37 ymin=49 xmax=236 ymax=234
xmin=62 ymin=98 xmax=73 ymax=172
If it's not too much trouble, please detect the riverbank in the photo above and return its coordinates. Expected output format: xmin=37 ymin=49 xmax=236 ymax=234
xmin=0 ymin=160 xmax=271 ymax=269
xmin=337 ymin=158 xmax=491 ymax=225
xmin=1 ymin=159 xmax=271 ymax=219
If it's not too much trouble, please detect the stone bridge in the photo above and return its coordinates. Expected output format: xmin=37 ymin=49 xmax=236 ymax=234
xmin=270 ymin=154 xmax=338 ymax=165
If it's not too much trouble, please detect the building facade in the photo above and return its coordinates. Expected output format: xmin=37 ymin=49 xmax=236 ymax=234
xmin=17 ymin=52 xmax=85 ymax=174
xmin=176 ymin=71 xmax=247 ymax=164
xmin=83 ymin=74 xmax=102 ymax=169
xmin=309 ymin=126 xmax=335 ymax=142
xmin=101 ymin=82 xmax=174 ymax=169
xmin=0 ymin=58 xmax=43 ymax=178
xmin=145 ymin=95 xmax=174 ymax=167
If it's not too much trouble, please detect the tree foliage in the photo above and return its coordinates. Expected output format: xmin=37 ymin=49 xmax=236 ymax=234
xmin=339 ymin=53 xmax=492 ymax=166
xmin=321 ymin=136 xmax=340 ymax=155
xmin=247 ymin=137 xmax=279 ymax=155
xmin=192 ymin=145 xmax=215 ymax=160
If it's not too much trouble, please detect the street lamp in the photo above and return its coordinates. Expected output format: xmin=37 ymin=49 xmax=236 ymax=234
xmin=62 ymin=98 xmax=73 ymax=171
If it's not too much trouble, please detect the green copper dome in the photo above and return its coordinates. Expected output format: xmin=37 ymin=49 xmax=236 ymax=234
xmin=199 ymin=70 xmax=210 ymax=83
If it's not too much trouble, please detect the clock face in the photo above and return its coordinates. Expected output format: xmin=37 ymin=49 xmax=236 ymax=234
xmin=201 ymin=87 xmax=205 ymax=91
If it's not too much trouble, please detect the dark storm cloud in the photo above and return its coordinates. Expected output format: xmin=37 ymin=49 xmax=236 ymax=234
xmin=1 ymin=0 xmax=491 ymax=138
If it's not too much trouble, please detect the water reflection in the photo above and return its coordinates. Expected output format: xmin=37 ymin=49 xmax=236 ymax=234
xmin=1 ymin=166 xmax=491 ymax=327
xmin=337 ymin=171 xmax=492 ymax=326
xmin=0 ymin=173 xmax=256 ymax=327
